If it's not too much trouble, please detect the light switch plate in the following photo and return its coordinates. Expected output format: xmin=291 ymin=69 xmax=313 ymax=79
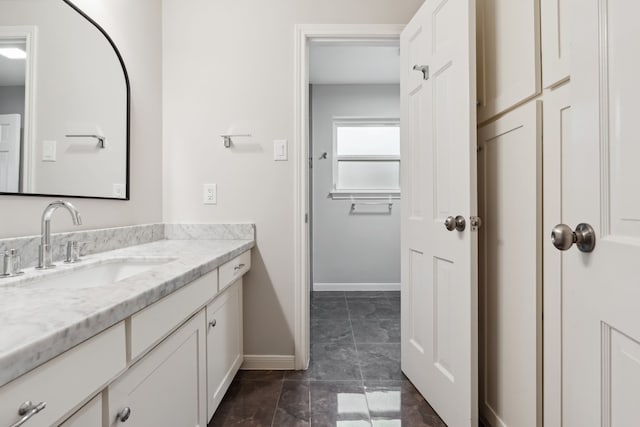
xmin=203 ymin=184 xmax=217 ymax=204
xmin=274 ymin=139 xmax=288 ymax=161
xmin=42 ymin=140 xmax=56 ymax=161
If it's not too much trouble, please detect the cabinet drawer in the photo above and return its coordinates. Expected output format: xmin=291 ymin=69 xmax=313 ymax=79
xmin=218 ymin=250 xmax=251 ymax=292
xmin=0 ymin=323 xmax=125 ymax=427
xmin=130 ymin=269 xmax=217 ymax=360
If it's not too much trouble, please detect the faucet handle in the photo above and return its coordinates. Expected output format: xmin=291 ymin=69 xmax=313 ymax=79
xmin=1 ymin=249 xmax=24 ymax=278
xmin=63 ymin=240 xmax=83 ymax=264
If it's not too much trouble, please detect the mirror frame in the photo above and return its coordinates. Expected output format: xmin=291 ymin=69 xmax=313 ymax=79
xmin=0 ymin=0 xmax=131 ymax=200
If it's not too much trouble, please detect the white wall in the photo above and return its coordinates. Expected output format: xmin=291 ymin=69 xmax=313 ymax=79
xmin=0 ymin=0 xmax=163 ymax=238
xmin=311 ymin=84 xmax=400 ymax=286
xmin=162 ymin=0 xmax=424 ymax=356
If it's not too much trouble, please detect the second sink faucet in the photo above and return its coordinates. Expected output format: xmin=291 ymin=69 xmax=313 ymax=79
xmin=37 ymin=201 xmax=82 ymax=269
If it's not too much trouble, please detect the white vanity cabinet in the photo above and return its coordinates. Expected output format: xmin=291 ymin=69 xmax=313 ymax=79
xmin=0 ymin=323 xmax=125 ymax=427
xmin=0 ymin=248 xmax=251 ymax=427
xmin=206 ymin=279 xmax=243 ymax=419
xmin=107 ymin=310 xmax=207 ymax=427
xmin=59 ymin=396 xmax=102 ymax=427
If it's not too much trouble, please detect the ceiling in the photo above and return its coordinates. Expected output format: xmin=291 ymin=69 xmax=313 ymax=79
xmin=309 ymin=42 xmax=400 ymax=85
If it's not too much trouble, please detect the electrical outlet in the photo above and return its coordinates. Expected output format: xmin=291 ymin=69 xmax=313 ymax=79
xmin=113 ymin=184 xmax=126 ymax=198
xmin=203 ymin=184 xmax=217 ymax=204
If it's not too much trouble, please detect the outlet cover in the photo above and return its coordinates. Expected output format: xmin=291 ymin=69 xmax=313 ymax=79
xmin=203 ymin=184 xmax=217 ymax=204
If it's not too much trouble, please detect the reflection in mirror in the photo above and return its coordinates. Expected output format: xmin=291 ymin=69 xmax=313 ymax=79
xmin=0 ymin=0 xmax=129 ymax=199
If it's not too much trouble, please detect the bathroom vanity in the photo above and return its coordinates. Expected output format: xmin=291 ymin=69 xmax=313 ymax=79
xmin=0 ymin=224 xmax=254 ymax=426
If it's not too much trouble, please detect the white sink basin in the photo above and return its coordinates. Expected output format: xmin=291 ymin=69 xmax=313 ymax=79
xmin=27 ymin=258 xmax=177 ymax=290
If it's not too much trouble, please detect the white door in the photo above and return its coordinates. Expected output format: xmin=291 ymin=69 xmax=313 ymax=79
xmin=400 ymin=0 xmax=478 ymax=426
xmin=0 ymin=114 xmax=21 ymax=192
xmin=558 ymin=1 xmax=640 ymax=425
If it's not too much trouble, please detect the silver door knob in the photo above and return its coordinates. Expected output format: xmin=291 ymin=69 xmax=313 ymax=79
xmin=445 ymin=216 xmax=456 ymax=231
xmin=117 ymin=407 xmax=131 ymax=422
xmin=444 ymin=215 xmax=466 ymax=232
xmin=551 ymin=223 xmax=596 ymax=253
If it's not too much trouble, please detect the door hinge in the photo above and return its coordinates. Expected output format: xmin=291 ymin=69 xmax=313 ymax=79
xmin=308 ymin=157 xmax=312 ymax=169
xmin=470 ymin=216 xmax=482 ymax=231
xmin=305 ymin=213 xmax=309 ymax=224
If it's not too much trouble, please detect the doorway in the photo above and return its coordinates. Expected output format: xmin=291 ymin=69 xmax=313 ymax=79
xmin=299 ymin=34 xmax=448 ymax=425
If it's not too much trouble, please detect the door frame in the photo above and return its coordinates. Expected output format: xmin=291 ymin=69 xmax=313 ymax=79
xmin=0 ymin=26 xmax=37 ymax=193
xmin=293 ymin=24 xmax=404 ymax=369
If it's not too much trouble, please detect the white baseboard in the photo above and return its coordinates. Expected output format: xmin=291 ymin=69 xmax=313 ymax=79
xmin=313 ymin=282 xmax=400 ymax=292
xmin=240 ymin=355 xmax=296 ymax=370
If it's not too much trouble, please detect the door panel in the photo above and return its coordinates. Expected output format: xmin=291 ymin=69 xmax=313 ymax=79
xmin=400 ymin=1 xmax=478 ymax=426
xmin=476 ymin=0 xmax=541 ymax=122
xmin=562 ymin=1 xmax=640 ymax=425
xmin=479 ymin=101 xmax=542 ymax=427
xmin=0 ymin=114 xmax=21 ymax=192
xmin=542 ymin=82 xmax=571 ymax=427
xmin=541 ymin=0 xmax=570 ymax=87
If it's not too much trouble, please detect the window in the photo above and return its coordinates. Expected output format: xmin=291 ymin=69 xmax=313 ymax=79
xmin=331 ymin=118 xmax=400 ymax=198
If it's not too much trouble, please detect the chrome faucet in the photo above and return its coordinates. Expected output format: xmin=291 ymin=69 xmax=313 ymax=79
xmin=37 ymin=201 xmax=82 ymax=269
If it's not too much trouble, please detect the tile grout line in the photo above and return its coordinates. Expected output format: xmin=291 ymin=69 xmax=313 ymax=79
xmin=345 ymin=294 xmax=373 ymax=425
xmin=269 ymin=376 xmax=287 ymax=427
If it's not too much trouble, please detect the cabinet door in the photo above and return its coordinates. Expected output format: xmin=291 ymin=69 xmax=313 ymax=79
xmin=108 ymin=311 xmax=207 ymax=427
xmin=541 ymin=0 xmax=570 ymax=87
xmin=478 ymin=100 xmax=542 ymax=427
xmin=207 ymin=279 xmax=243 ymax=420
xmin=477 ymin=0 xmax=541 ymax=122
xmin=59 ymin=395 xmax=102 ymax=427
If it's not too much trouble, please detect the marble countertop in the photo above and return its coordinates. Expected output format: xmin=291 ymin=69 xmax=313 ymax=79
xmin=0 ymin=238 xmax=254 ymax=388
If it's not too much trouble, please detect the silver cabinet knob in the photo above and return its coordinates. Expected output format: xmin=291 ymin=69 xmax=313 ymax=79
xmin=10 ymin=401 xmax=46 ymax=427
xmin=116 ymin=407 xmax=131 ymax=423
xmin=209 ymin=319 xmax=217 ymax=328
xmin=234 ymin=263 xmax=246 ymax=273
xmin=551 ymin=223 xmax=596 ymax=253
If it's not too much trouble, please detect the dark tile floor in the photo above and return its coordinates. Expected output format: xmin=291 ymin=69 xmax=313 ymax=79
xmin=209 ymin=291 xmax=446 ymax=427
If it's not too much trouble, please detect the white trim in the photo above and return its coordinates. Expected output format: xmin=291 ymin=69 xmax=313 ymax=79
xmin=293 ymin=24 xmax=404 ymax=372
xmin=240 ymin=355 xmax=296 ymax=370
xmin=0 ymin=26 xmax=37 ymax=193
xmin=314 ymin=282 xmax=401 ymax=292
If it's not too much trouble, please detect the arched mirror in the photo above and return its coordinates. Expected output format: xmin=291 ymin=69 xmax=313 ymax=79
xmin=0 ymin=0 xmax=129 ymax=199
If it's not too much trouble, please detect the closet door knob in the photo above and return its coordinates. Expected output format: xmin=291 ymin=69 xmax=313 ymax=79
xmin=551 ymin=223 xmax=596 ymax=253
xmin=116 ymin=407 xmax=131 ymax=422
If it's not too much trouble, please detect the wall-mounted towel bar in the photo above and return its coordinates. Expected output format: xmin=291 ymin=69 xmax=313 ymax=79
xmin=221 ymin=134 xmax=252 ymax=148
xmin=350 ymin=201 xmax=393 ymax=213
xmin=65 ymin=134 xmax=106 ymax=148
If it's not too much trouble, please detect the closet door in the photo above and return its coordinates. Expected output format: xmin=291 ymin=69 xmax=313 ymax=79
xmin=476 ymin=0 xmax=541 ymax=122
xmin=542 ymin=82 xmax=570 ymax=427
xmin=478 ymin=101 xmax=542 ymax=427
xmin=541 ymin=0 xmax=570 ymax=87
